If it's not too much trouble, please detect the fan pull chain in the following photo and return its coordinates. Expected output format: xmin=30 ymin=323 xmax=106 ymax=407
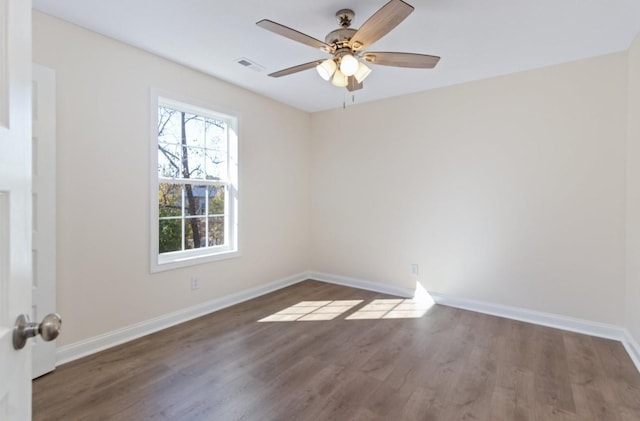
xmin=342 ymin=93 xmax=357 ymax=109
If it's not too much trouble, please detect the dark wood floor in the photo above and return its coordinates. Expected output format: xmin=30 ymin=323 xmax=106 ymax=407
xmin=33 ymin=280 xmax=640 ymax=420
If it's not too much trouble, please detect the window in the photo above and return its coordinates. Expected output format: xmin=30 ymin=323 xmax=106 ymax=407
xmin=151 ymin=95 xmax=238 ymax=271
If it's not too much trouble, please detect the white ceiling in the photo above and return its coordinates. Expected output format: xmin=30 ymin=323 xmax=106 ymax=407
xmin=32 ymin=0 xmax=640 ymax=112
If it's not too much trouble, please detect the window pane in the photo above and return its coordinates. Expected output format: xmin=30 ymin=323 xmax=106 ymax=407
xmin=208 ymin=216 xmax=225 ymax=246
xmin=184 ymin=185 xmax=206 ymax=216
xmin=159 ymin=219 xmax=182 ymax=253
xmin=184 ymin=113 xmax=206 ymax=148
xmin=158 ymin=143 xmax=182 ymax=178
xmin=205 ymin=117 xmax=226 ymax=149
xmin=208 ymin=186 xmax=225 ymax=216
xmin=185 ymin=217 xmax=206 ymax=249
xmin=205 ymin=120 xmax=227 ymax=180
xmin=158 ymin=107 xmax=182 ymax=145
xmin=159 ymin=183 xmax=182 ymax=217
xmin=205 ymin=149 xmax=226 ymax=180
xmin=184 ymin=146 xmax=206 ymax=179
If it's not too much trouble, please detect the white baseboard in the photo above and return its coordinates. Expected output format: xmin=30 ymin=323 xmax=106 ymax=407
xmin=622 ymin=330 xmax=640 ymax=372
xmin=430 ymin=291 xmax=640 ymax=372
xmin=307 ymin=271 xmax=415 ymax=298
xmin=56 ymin=272 xmax=309 ymax=365
xmin=55 ymin=270 xmax=640 ymax=374
xmin=429 ymin=292 xmax=625 ymax=341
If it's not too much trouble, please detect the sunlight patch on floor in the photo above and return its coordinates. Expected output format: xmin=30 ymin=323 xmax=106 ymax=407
xmin=345 ymin=298 xmax=432 ymax=320
xmin=258 ymin=300 xmax=364 ymax=322
xmin=258 ymin=281 xmax=435 ymax=322
xmin=346 ymin=281 xmax=435 ymax=320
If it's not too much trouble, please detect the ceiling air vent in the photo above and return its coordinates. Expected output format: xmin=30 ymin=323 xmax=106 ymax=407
xmin=235 ymin=57 xmax=265 ymax=72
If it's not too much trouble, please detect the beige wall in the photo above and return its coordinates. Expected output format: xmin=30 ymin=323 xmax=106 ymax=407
xmin=32 ymin=12 xmax=311 ymax=346
xmin=627 ymin=34 xmax=640 ymax=342
xmin=33 ymin=10 xmax=638 ymax=348
xmin=310 ymin=53 xmax=628 ymax=325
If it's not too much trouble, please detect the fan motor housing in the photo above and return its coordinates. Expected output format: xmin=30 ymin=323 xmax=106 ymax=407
xmin=325 ymin=28 xmax=357 ymax=48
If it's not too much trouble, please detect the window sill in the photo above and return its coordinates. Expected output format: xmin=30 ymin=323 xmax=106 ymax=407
xmin=151 ymin=249 xmax=241 ymax=273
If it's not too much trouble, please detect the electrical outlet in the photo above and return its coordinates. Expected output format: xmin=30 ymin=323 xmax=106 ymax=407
xmin=410 ymin=264 xmax=419 ymax=276
xmin=191 ymin=277 xmax=200 ymax=290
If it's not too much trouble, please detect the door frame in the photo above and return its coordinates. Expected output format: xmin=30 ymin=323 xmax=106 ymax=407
xmin=32 ymin=63 xmax=57 ymax=379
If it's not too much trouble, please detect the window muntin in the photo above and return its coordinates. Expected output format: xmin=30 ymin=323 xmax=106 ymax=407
xmin=152 ymin=96 xmax=238 ymax=271
xmin=158 ymin=183 xmax=226 ymax=253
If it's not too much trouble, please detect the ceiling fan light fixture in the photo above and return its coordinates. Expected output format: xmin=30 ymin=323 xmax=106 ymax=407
xmin=331 ymin=69 xmax=348 ymax=87
xmin=339 ymin=53 xmax=359 ymax=76
xmin=257 ymin=1 xmax=439 ymax=94
xmin=354 ymin=61 xmax=372 ymax=83
xmin=316 ymin=58 xmax=337 ymax=81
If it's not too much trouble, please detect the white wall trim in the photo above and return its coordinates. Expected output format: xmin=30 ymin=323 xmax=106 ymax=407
xmin=430 ymin=291 xmax=640 ymax=372
xmin=56 ymin=271 xmax=640 ymax=375
xmin=56 ymin=272 xmax=308 ymax=365
xmin=429 ymin=292 xmax=625 ymax=340
xmin=622 ymin=329 xmax=640 ymax=372
xmin=56 ymin=270 xmax=416 ymax=366
xmin=307 ymin=271 xmax=415 ymax=298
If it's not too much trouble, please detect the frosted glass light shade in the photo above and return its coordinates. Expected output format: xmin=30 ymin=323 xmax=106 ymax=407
xmin=316 ymin=59 xmax=337 ymax=81
xmin=331 ymin=69 xmax=348 ymax=87
xmin=339 ymin=54 xmax=359 ymax=76
xmin=354 ymin=62 xmax=372 ymax=83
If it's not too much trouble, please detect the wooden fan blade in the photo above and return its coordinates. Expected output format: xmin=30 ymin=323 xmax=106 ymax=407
xmin=364 ymin=52 xmax=440 ymax=68
xmin=268 ymin=60 xmax=324 ymax=78
xmin=347 ymin=76 xmax=363 ymax=92
xmin=257 ymin=20 xmax=334 ymax=53
xmin=350 ymin=0 xmax=414 ymax=51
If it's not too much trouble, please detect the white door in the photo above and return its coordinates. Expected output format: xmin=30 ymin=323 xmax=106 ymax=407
xmin=0 ymin=0 xmax=33 ymax=419
xmin=32 ymin=64 xmax=57 ymax=379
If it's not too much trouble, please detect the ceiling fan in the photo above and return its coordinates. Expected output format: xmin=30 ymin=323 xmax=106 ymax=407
xmin=256 ymin=0 xmax=440 ymax=92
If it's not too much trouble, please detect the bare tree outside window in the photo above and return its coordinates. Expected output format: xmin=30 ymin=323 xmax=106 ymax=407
xmin=157 ymin=105 xmax=227 ymax=254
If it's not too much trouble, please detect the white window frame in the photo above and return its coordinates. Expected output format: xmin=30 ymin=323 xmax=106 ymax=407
xmin=150 ymin=91 xmax=239 ymax=272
